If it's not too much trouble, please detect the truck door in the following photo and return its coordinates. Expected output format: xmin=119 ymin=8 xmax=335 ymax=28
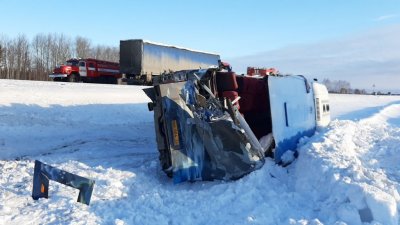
xmin=79 ymin=61 xmax=87 ymax=77
xmin=87 ymin=62 xmax=96 ymax=77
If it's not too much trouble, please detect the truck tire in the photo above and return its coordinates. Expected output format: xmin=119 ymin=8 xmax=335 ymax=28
xmin=110 ymin=77 xmax=118 ymax=84
xmin=102 ymin=76 xmax=117 ymax=84
xmin=68 ymin=74 xmax=78 ymax=82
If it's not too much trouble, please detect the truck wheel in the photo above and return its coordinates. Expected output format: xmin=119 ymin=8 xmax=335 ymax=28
xmin=111 ymin=77 xmax=118 ymax=84
xmin=68 ymin=74 xmax=77 ymax=82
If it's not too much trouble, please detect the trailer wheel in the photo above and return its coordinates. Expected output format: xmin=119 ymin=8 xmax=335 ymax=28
xmin=111 ymin=77 xmax=118 ymax=84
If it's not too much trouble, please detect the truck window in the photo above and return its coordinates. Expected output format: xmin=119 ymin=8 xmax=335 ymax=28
xmin=67 ymin=61 xmax=78 ymax=66
xmin=79 ymin=62 xmax=85 ymax=67
xmin=89 ymin=63 xmax=95 ymax=68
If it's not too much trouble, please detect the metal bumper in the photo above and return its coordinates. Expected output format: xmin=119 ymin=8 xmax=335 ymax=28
xmin=49 ymin=74 xmax=68 ymax=78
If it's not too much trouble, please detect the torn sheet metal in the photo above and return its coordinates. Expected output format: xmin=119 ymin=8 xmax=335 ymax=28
xmin=32 ymin=160 xmax=95 ymax=205
xmin=148 ymin=70 xmax=265 ymax=183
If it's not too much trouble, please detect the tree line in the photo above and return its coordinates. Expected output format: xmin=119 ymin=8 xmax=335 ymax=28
xmin=0 ymin=33 xmax=119 ymax=81
xmin=321 ymin=78 xmax=368 ymax=94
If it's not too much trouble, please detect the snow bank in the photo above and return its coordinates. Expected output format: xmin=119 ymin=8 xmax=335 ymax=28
xmin=294 ymin=102 xmax=400 ymax=224
xmin=1 ymin=80 xmax=400 ymax=224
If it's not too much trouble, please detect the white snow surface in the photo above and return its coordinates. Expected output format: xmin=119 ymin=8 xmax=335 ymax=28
xmin=1 ymin=79 xmax=400 ymax=224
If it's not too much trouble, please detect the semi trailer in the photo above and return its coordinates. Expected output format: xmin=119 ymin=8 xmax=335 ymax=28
xmin=120 ymin=39 xmax=220 ymax=84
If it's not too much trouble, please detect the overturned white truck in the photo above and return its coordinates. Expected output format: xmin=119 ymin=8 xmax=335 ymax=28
xmin=144 ymin=68 xmax=330 ymax=183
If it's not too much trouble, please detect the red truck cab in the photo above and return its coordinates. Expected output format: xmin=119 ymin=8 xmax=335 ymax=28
xmin=247 ymin=67 xmax=278 ymax=77
xmin=49 ymin=59 xmax=80 ymax=82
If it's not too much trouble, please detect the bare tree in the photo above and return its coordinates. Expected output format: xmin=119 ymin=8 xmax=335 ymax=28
xmin=0 ymin=35 xmax=10 ymax=79
xmin=32 ymin=33 xmax=48 ymax=80
xmin=106 ymin=46 xmax=119 ymax=62
xmin=14 ymin=34 xmax=30 ymax=80
xmin=0 ymin=40 xmax=4 ymax=78
xmin=44 ymin=34 xmax=54 ymax=73
xmin=91 ymin=44 xmax=119 ymax=62
xmin=50 ymin=33 xmax=72 ymax=68
xmin=1 ymin=35 xmax=30 ymax=80
xmin=322 ymin=78 xmax=351 ymax=93
xmin=75 ymin=36 xmax=91 ymax=58
xmin=0 ymin=44 xmax=3 ymax=65
xmin=92 ymin=45 xmax=102 ymax=60
xmin=56 ymin=34 xmax=73 ymax=64
xmin=1 ymin=33 xmax=118 ymax=81
xmin=0 ymin=41 xmax=3 ymax=77
xmin=6 ymin=38 xmax=16 ymax=79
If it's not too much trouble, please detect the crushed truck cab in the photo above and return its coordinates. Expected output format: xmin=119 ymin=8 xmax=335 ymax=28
xmin=144 ymin=68 xmax=330 ymax=183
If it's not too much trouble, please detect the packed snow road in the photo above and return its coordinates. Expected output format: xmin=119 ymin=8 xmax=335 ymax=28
xmin=1 ymin=79 xmax=400 ymax=225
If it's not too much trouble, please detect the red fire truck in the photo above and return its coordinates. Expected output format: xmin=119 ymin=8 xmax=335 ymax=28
xmin=49 ymin=58 xmax=121 ymax=84
xmin=247 ymin=67 xmax=278 ymax=76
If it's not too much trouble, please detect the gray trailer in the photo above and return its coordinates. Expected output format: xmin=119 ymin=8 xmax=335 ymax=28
xmin=120 ymin=39 xmax=220 ymax=84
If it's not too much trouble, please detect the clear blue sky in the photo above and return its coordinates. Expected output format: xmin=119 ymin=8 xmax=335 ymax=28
xmin=0 ymin=0 xmax=399 ymax=58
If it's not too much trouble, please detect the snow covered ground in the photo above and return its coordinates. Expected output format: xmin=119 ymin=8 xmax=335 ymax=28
xmin=1 ymin=79 xmax=400 ymax=225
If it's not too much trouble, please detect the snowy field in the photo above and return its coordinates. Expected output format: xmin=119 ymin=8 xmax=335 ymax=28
xmin=1 ymin=79 xmax=400 ymax=225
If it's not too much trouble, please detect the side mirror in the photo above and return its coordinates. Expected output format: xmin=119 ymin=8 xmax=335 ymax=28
xmin=148 ymin=102 xmax=155 ymax=111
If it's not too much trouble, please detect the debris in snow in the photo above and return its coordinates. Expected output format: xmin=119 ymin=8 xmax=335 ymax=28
xmin=259 ymin=133 xmax=274 ymax=154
